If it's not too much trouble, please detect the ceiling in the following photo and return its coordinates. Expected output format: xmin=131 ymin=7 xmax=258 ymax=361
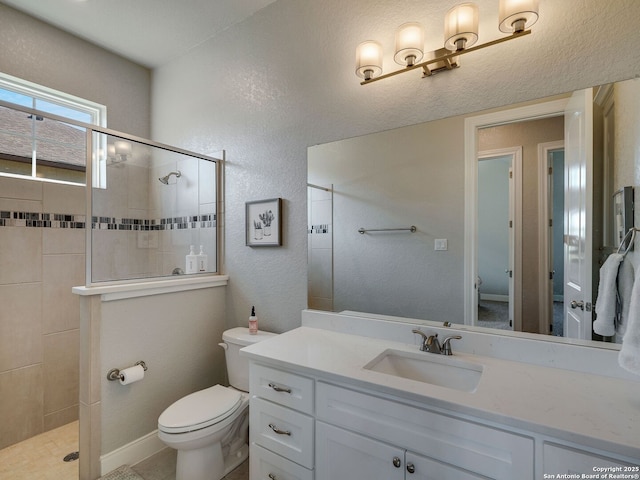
xmin=0 ymin=0 xmax=277 ymax=69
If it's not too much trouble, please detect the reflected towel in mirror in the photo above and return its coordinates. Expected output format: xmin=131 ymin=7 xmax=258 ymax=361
xmin=594 ymin=253 xmax=624 ymax=337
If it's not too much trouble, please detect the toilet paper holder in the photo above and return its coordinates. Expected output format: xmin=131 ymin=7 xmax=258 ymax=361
xmin=107 ymin=361 xmax=147 ymax=381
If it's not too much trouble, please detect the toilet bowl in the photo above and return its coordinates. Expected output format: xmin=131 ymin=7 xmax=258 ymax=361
xmin=157 ymin=327 xmax=276 ymax=480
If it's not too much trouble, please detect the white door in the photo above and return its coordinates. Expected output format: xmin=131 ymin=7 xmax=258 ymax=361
xmin=477 ymin=149 xmax=521 ymax=331
xmin=563 ymin=88 xmax=593 ymax=340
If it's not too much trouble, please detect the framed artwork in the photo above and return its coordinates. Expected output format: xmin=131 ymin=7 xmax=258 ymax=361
xmin=246 ymin=198 xmax=282 ymax=246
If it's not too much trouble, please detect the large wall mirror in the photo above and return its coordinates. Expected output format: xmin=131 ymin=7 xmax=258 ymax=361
xmin=308 ymin=76 xmax=640 ymax=349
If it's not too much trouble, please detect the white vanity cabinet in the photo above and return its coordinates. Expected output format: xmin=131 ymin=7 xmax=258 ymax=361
xmin=316 ymin=381 xmax=534 ymax=480
xmin=249 ymin=364 xmax=315 ymax=480
xmin=316 ymin=421 xmax=485 ymax=480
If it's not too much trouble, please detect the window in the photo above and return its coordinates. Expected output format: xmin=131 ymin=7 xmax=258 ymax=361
xmin=0 ymin=72 xmax=106 ymax=185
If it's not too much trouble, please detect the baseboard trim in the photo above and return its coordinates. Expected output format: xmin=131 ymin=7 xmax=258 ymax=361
xmin=479 ymin=294 xmax=509 ymax=303
xmin=100 ymin=430 xmax=166 ymax=476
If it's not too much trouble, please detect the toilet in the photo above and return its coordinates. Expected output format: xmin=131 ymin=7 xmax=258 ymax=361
xmin=158 ymin=327 xmax=276 ymax=480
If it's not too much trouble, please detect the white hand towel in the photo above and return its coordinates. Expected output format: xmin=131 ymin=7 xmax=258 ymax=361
xmin=620 ymin=267 xmax=640 ymax=375
xmin=594 ymin=253 xmax=624 ymax=337
xmin=616 ymin=258 xmax=635 ymax=338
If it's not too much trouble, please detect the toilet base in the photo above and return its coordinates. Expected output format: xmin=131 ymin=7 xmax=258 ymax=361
xmin=223 ymin=443 xmax=249 ymax=476
xmin=175 ymin=442 xmax=248 ymax=480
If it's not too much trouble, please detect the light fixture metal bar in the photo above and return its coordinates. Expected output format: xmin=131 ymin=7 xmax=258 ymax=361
xmin=360 ymin=29 xmax=531 ymax=85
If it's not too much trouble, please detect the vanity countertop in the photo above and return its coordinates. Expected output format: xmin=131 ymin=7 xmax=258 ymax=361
xmin=241 ymin=326 xmax=640 ymax=460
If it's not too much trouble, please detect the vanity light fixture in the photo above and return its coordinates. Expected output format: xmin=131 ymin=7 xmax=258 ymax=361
xmin=355 ymin=0 xmax=539 ymax=85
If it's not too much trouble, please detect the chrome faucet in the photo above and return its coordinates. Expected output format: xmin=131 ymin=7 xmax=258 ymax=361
xmin=412 ymin=329 xmax=462 ymax=355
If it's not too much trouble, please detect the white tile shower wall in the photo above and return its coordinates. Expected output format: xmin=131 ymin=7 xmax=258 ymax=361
xmin=308 ymin=186 xmax=333 ymax=310
xmin=0 ymin=176 xmax=84 ymax=449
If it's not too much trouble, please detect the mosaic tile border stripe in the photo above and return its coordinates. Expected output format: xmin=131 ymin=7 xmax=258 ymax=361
xmin=0 ymin=210 xmax=215 ymax=230
xmin=0 ymin=211 xmax=85 ymax=228
xmin=308 ymin=224 xmax=330 ymax=234
xmin=94 ymin=214 xmax=216 ymax=231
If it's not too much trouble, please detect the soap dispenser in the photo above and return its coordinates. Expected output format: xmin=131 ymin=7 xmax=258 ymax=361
xmin=185 ymin=245 xmax=197 ymax=274
xmin=197 ymin=245 xmax=208 ymax=272
xmin=249 ymin=306 xmax=258 ymax=335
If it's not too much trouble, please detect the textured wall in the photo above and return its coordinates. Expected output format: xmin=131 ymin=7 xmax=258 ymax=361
xmin=0 ymin=3 xmax=151 ymax=137
xmin=151 ymin=0 xmax=640 ymax=333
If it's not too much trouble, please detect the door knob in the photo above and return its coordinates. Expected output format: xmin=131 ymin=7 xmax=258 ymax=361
xmin=570 ymin=300 xmax=584 ymax=310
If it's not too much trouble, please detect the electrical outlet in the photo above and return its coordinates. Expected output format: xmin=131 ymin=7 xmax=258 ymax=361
xmin=435 ymin=238 xmax=448 ymax=251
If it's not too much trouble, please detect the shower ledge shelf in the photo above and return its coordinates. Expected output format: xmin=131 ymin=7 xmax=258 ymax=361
xmin=72 ymin=275 xmax=229 ymax=302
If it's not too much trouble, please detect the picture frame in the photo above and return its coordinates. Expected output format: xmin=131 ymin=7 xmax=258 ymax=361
xmin=246 ymin=198 xmax=282 ymax=246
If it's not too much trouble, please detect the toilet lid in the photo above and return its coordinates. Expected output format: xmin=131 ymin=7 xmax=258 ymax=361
xmin=158 ymin=385 xmax=242 ymax=434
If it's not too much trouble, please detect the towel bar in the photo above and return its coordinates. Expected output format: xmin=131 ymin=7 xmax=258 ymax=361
xmin=358 ymin=226 xmax=416 ymax=234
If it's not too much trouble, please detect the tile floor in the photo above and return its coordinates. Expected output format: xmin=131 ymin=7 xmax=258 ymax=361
xmin=0 ymin=420 xmax=248 ymax=480
xmin=0 ymin=421 xmax=79 ymax=480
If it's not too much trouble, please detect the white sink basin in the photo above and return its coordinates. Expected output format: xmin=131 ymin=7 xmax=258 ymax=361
xmin=363 ymin=349 xmax=483 ymax=392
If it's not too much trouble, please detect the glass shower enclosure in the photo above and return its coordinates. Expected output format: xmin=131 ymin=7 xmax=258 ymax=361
xmin=0 ymin=99 xmax=223 ymax=285
xmin=89 ymin=131 xmax=222 ymax=284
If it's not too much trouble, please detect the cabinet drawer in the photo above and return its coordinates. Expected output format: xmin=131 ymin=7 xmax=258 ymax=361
xmin=250 ymin=397 xmax=314 ymax=469
xmin=316 ymin=382 xmax=533 ymax=480
xmin=251 ymin=363 xmax=314 ymax=414
xmin=250 ymin=443 xmax=314 ymax=480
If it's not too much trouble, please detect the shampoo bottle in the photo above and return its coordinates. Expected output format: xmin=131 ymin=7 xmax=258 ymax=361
xmin=186 ymin=245 xmax=197 ymax=274
xmin=197 ymin=245 xmax=208 ymax=272
xmin=249 ymin=306 xmax=258 ymax=335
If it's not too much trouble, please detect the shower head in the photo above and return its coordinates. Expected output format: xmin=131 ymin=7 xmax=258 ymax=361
xmin=158 ymin=170 xmax=181 ymax=184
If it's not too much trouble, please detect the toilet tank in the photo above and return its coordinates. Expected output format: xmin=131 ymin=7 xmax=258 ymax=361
xmin=220 ymin=327 xmax=276 ymax=391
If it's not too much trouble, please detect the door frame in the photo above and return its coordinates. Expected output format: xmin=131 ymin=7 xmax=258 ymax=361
xmin=464 ymin=98 xmax=570 ymax=326
xmin=537 ymin=140 xmax=565 ymax=335
xmin=477 ymin=147 xmax=522 ymax=330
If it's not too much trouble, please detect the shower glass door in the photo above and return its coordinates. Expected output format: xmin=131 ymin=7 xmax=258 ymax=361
xmin=89 ymin=132 xmax=221 ymax=284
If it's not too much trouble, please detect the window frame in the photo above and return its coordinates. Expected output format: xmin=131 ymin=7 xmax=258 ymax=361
xmin=0 ymin=72 xmax=107 ymax=186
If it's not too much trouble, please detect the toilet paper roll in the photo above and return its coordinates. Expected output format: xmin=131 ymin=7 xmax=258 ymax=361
xmin=119 ymin=364 xmax=145 ymax=385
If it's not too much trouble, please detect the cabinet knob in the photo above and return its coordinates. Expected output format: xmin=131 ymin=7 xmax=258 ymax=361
xmin=392 ymin=456 xmax=402 ymax=468
xmin=268 ymin=474 xmax=277 ymax=480
xmin=406 ymin=463 xmax=415 ymax=474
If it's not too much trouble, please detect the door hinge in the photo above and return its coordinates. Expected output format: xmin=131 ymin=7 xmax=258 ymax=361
xmin=509 ymin=220 xmax=513 ymax=228
xmin=549 ymin=218 xmax=553 ymax=227
xmin=509 ymin=170 xmax=513 ymax=179
xmin=509 ymin=319 xmax=513 ymax=327
xmin=549 ymin=271 xmax=555 ymax=280
xmin=548 ymin=166 xmax=553 ymax=175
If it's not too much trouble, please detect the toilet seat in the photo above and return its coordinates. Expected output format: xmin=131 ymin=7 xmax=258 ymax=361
xmin=158 ymin=385 xmax=242 ymax=434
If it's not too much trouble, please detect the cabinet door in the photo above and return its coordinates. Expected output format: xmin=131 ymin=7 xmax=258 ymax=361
xmin=405 ymin=451 xmax=487 ymax=480
xmin=316 ymin=422 xmax=404 ymax=480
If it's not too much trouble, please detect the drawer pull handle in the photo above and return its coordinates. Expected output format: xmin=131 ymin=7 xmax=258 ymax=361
xmin=393 ymin=456 xmax=401 ymax=468
xmin=268 ymin=474 xmax=277 ymax=480
xmin=268 ymin=423 xmax=291 ymax=436
xmin=407 ymin=463 xmax=415 ymax=474
xmin=268 ymin=383 xmax=292 ymax=394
